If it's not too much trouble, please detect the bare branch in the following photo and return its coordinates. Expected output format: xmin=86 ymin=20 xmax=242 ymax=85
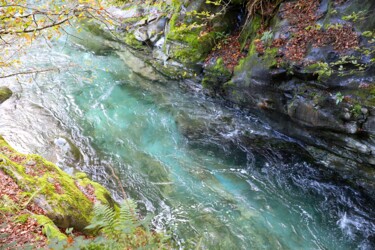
xmin=0 ymin=67 xmax=70 ymax=79
xmin=0 ymin=16 xmax=72 ymax=35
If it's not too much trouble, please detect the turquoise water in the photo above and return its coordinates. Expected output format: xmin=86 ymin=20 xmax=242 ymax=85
xmin=0 ymin=29 xmax=375 ymax=249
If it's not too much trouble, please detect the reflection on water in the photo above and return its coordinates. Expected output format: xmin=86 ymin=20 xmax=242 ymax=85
xmin=0 ymin=31 xmax=374 ymax=249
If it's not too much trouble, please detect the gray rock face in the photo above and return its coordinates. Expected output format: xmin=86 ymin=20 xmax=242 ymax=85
xmin=115 ymin=48 xmax=165 ymax=82
xmin=134 ymin=27 xmax=148 ymax=42
xmin=104 ymin=0 xmax=375 ymax=199
xmin=54 ymin=137 xmax=83 ymax=168
xmin=364 ymin=117 xmax=375 ymax=135
xmin=132 ymin=15 xmax=167 ymax=45
xmin=147 ymin=17 xmax=167 ymax=43
xmin=217 ymin=0 xmax=375 ymax=199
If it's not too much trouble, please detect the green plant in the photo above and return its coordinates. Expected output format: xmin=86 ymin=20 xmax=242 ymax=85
xmin=206 ymin=0 xmax=223 ymax=6
xmin=331 ymin=55 xmax=367 ymax=75
xmin=305 ymin=24 xmax=322 ymax=31
xmin=335 ymin=92 xmax=344 ymax=105
xmin=312 ymin=62 xmax=333 ymax=81
xmin=260 ymin=30 xmax=273 ymax=46
xmin=342 ymin=11 xmax=367 ymax=22
xmin=362 ymin=31 xmax=374 ymax=38
xmin=329 ymin=9 xmax=338 ymax=15
xmin=48 ymin=200 xmax=172 ymax=249
xmin=324 ymin=23 xmax=343 ymax=30
xmin=351 ymin=104 xmax=362 ymax=117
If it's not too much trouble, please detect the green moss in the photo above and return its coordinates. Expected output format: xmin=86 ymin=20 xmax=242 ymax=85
xmin=233 ymin=58 xmax=247 ymax=72
xmin=0 ymin=136 xmax=116 ymax=231
xmin=76 ymin=177 xmax=115 ymax=207
xmin=352 ymin=85 xmax=375 ymax=107
xmin=124 ymin=32 xmax=144 ymax=50
xmin=122 ymin=16 xmax=145 ymax=24
xmin=143 ymin=59 xmax=196 ymax=79
xmin=167 ymin=8 xmax=225 ymax=65
xmin=234 ymin=24 xmax=261 ymax=75
xmin=233 ymin=35 xmax=273 ymax=76
xmin=263 ymin=47 xmax=279 ymax=68
xmin=0 ymin=194 xmax=18 ymax=213
xmin=33 ymin=215 xmax=67 ymax=241
xmin=15 ymin=214 xmax=30 ymax=224
xmin=167 ymin=25 xmax=216 ymax=64
xmin=75 ymin=172 xmax=88 ymax=179
xmin=170 ymin=0 xmax=182 ymax=10
xmin=239 ymin=15 xmax=262 ymax=49
xmin=202 ymin=57 xmax=232 ymax=90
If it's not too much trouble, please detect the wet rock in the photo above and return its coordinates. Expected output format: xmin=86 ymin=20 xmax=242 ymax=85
xmin=175 ymin=111 xmax=208 ymax=140
xmin=202 ymin=58 xmax=232 ymax=93
xmin=287 ymin=99 xmax=343 ymax=130
xmin=361 ymin=108 xmax=368 ymax=115
xmin=363 ymin=116 xmax=375 ymax=135
xmin=54 ymin=137 xmax=82 ymax=167
xmin=147 ymin=17 xmax=167 ymax=44
xmin=134 ymin=27 xmax=148 ymax=42
xmin=270 ymin=68 xmax=289 ymax=81
xmin=222 ymin=0 xmax=375 ymax=179
xmin=292 ymin=66 xmax=318 ymax=81
xmin=317 ymin=0 xmax=329 ymax=17
xmin=116 ymin=49 xmax=165 ymax=81
xmin=342 ymin=112 xmax=351 ymax=121
xmin=0 ymin=87 xmax=12 ymax=104
xmin=107 ymin=6 xmax=139 ymax=20
xmin=154 ymin=37 xmax=165 ymax=48
xmin=153 ymin=48 xmax=169 ymax=62
xmin=344 ymin=122 xmax=358 ymax=134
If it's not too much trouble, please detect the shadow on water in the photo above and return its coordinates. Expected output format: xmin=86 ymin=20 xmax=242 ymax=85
xmin=0 ymin=30 xmax=374 ymax=249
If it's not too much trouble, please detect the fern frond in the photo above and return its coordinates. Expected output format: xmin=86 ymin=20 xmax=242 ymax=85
xmin=120 ymin=199 xmax=138 ymax=223
xmin=114 ymin=199 xmax=139 ymax=234
xmin=85 ymin=203 xmax=115 ymax=232
xmin=78 ymin=199 xmax=173 ymax=249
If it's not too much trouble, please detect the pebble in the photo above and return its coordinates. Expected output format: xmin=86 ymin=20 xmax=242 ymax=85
xmin=26 ymin=160 xmax=36 ymax=166
xmin=345 ymin=122 xmax=358 ymax=134
xmin=343 ymin=112 xmax=351 ymax=120
xmin=361 ymin=108 xmax=368 ymax=115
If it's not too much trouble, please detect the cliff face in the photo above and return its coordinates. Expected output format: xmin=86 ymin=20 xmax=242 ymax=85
xmin=224 ymin=0 xmax=375 ymax=199
xmin=103 ymin=0 xmax=375 ymax=198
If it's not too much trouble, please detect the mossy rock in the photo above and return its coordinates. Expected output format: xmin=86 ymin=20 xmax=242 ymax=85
xmin=202 ymin=57 xmax=232 ymax=92
xmin=33 ymin=214 xmax=68 ymax=241
xmin=0 ymin=87 xmax=12 ymax=104
xmin=0 ymin=136 xmax=116 ymax=231
xmin=165 ymin=1 xmax=232 ymax=66
xmin=124 ymin=32 xmax=145 ymax=50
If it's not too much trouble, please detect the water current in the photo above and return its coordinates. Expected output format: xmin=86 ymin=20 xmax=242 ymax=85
xmin=0 ymin=28 xmax=374 ymax=249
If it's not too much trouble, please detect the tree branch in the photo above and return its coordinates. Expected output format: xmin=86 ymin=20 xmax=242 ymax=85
xmin=0 ymin=67 xmax=67 ymax=78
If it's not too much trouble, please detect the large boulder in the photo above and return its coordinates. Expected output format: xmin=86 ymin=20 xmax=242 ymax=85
xmin=0 ymin=136 xmax=116 ymax=231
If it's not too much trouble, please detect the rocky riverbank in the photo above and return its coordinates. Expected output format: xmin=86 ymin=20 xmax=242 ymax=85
xmin=96 ymin=0 xmax=375 ymax=199
xmin=0 ymin=134 xmax=170 ymax=248
xmin=0 ymin=135 xmax=116 ymax=247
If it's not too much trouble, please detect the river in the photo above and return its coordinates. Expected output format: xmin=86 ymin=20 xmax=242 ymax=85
xmin=0 ymin=26 xmax=374 ymax=249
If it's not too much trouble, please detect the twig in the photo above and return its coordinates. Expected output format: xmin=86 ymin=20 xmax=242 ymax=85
xmin=107 ymin=164 xmax=127 ymax=199
xmin=0 ymin=67 xmax=70 ymax=79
